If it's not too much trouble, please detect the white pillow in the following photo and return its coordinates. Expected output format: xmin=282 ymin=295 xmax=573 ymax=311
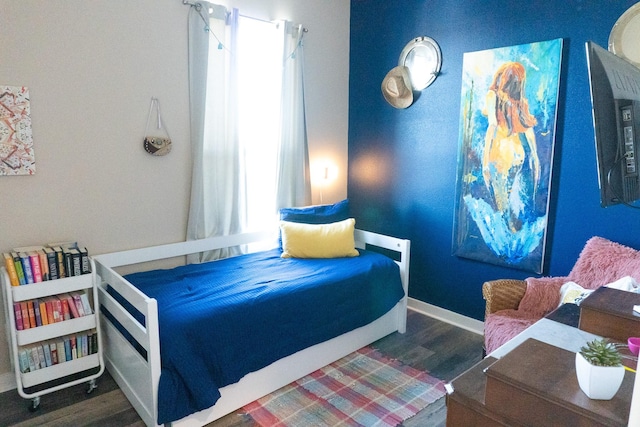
xmin=558 ymin=281 xmax=594 ymax=306
xmin=604 ymin=276 xmax=640 ymax=293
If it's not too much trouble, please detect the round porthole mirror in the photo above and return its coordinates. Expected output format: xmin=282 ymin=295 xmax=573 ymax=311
xmin=398 ymin=36 xmax=442 ymax=90
xmin=609 ymin=2 xmax=640 ymax=67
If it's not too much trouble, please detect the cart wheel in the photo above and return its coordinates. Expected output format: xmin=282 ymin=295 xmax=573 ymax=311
xmin=86 ymin=379 xmax=97 ymax=394
xmin=28 ymin=397 xmax=40 ymax=412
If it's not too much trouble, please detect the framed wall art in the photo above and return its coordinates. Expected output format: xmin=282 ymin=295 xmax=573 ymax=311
xmin=452 ymin=39 xmax=563 ymax=274
xmin=0 ymin=86 xmax=35 ymax=176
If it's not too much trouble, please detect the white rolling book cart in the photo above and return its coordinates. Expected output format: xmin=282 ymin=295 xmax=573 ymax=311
xmin=1 ymin=259 xmax=104 ymax=412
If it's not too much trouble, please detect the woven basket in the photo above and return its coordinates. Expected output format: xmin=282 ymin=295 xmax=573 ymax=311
xmin=482 ymin=279 xmax=527 ymax=319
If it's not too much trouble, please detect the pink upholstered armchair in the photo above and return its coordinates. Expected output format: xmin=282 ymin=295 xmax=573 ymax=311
xmin=482 ymin=237 xmax=640 ymax=354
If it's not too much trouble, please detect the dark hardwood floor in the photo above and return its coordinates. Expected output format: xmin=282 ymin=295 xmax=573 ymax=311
xmin=0 ymin=310 xmax=484 ymax=426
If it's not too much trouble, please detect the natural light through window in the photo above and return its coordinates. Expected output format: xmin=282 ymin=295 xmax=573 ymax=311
xmin=237 ymin=16 xmax=284 ymax=232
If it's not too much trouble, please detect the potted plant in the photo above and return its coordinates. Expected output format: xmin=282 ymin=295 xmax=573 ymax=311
xmin=575 ymin=338 xmax=625 ymax=400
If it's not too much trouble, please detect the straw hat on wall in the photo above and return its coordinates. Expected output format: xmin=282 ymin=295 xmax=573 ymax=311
xmin=381 ymin=65 xmax=413 ymax=109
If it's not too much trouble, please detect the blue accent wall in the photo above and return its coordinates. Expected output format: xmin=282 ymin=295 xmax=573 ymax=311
xmin=348 ymin=0 xmax=640 ymax=320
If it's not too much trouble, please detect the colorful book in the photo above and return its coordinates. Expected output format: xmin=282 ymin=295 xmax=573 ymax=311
xmin=26 ymin=301 xmax=36 ymax=328
xmin=54 ymin=298 xmax=63 ymax=323
xmin=19 ymin=253 xmax=33 ymax=284
xmin=63 ymin=337 xmax=71 ymax=362
xmin=38 ymin=299 xmax=48 ymax=326
xmin=43 ymin=343 xmax=52 ymax=367
xmin=12 ymin=252 xmax=25 ymax=285
xmin=3 ymin=253 xmax=20 ymax=286
xmin=33 ymin=299 xmax=42 ymax=327
xmin=29 ymin=347 xmax=39 ymax=371
xmin=13 ymin=302 xmax=23 ymax=330
xmin=29 ymin=252 xmax=43 ymax=283
xmin=18 ymin=349 xmax=30 ymax=373
xmin=50 ymin=342 xmax=58 ymax=365
xmin=72 ymin=293 xmax=85 ymax=317
xmin=79 ymin=292 xmax=92 ymax=315
xmin=36 ymin=345 xmax=46 ymax=369
xmin=38 ymin=250 xmax=49 ymax=281
xmin=57 ymin=339 xmax=66 ymax=363
xmin=62 ymin=298 xmax=72 ymax=321
xmin=44 ymin=298 xmax=55 ymax=324
xmin=19 ymin=302 xmax=30 ymax=330
xmin=70 ymin=336 xmax=77 ymax=359
xmin=64 ymin=294 xmax=80 ymax=318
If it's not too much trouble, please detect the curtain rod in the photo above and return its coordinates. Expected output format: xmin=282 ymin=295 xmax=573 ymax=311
xmin=181 ymin=0 xmax=308 ymax=32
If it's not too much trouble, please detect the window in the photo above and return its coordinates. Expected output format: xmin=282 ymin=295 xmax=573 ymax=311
xmin=237 ymin=16 xmax=284 ymax=232
xmin=187 ymin=6 xmax=309 ymax=251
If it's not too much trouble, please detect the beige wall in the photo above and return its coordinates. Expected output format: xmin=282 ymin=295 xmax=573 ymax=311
xmin=0 ymin=0 xmax=349 ymax=388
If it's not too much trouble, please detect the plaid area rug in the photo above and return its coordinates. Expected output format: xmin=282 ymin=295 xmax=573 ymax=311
xmin=243 ymin=346 xmax=446 ymax=427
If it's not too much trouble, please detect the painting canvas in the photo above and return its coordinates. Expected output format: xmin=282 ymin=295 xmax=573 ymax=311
xmin=0 ymin=86 xmax=35 ymax=175
xmin=452 ymin=39 xmax=563 ymax=274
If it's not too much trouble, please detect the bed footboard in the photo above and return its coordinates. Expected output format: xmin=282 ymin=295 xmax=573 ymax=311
xmin=96 ymin=263 xmax=160 ymax=427
xmin=94 ymin=229 xmax=410 ymax=427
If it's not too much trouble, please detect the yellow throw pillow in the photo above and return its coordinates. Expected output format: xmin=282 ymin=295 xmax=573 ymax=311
xmin=280 ymin=218 xmax=360 ymax=259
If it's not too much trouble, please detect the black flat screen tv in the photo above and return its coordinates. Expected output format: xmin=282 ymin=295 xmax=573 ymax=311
xmin=585 ymin=41 xmax=640 ymax=207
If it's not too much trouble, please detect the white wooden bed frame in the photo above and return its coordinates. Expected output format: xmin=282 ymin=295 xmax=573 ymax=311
xmin=93 ymin=229 xmax=410 ymax=427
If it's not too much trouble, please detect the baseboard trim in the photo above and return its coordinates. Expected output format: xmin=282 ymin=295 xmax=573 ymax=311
xmin=408 ymin=297 xmax=484 ymax=335
xmin=0 ymin=371 xmax=16 ymax=393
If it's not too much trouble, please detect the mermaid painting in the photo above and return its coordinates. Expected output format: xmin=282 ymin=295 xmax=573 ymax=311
xmin=453 ymin=39 xmax=563 ymax=273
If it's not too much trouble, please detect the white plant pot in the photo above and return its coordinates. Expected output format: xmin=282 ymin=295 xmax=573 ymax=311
xmin=575 ymin=352 xmax=625 ymax=400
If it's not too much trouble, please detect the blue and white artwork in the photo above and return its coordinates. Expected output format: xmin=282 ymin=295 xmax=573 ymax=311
xmin=452 ymin=39 xmax=563 ymax=274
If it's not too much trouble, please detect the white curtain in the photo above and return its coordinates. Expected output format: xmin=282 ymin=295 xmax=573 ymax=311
xmin=275 ymin=22 xmax=311 ymax=210
xmin=187 ymin=3 xmax=243 ymax=262
xmin=186 ymin=5 xmax=311 ymax=261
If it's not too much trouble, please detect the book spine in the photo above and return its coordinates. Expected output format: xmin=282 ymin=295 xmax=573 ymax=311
xmin=27 ymin=301 xmax=36 ymax=328
xmin=29 ymin=347 xmax=38 ymax=371
xmin=29 ymin=252 xmax=42 ymax=283
xmin=60 ymin=297 xmax=71 ymax=321
xmin=63 ymin=337 xmax=72 ymax=362
xmin=13 ymin=302 xmax=23 ymax=330
xmin=70 ymin=336 xmax=77 ymax=360
xmin=36 ymin=345 xmax=45 ymax=369
xmin=20 ymin=302 xmax=30 ymax=330
xmin=45 ymin=298 xmax=55 ymax=324
xmin=43 ymin=343 xmax=52 ymax=367
xmin=72 ymin=250 xmax=81 ymax=277
xmin=18 ymin=349 xmax=29 ymax=373
xmin=33 ymin=299 xmax=42 ymax=327
xmin=12 ymin=252 xmax=25 ymax=285
xmin=64 ymin=294 xmax=80 ymax=318
xmin=79 ymin=247 xmax=90 ymax=274
xmin=38 ymin=250 xmax=49 ymax=281
xmin=54 ymin=247 xmax=66 ymax=278
xmin=79 ymin=292 xmax=92 ymax=315
xmin=44 ymin=248 xmax=58 ymax=280
xmin=56 ymin=339 xmax=66 ymax=364
xmin=19 ymin=253 xmax=33 ymax=284
xmin=72 ymin=293 xmax=85 ymax=317
xmin=50 ymin=342 xmax=58 ymax=365
xmin=82 ymin=334 xmax=88 ymax=357
xmin=38 ymin=299 xmax=48 ymax=326
xmin=62 ymin=248 xmax=72 ymax=278
xmin=3 ymin=253 xmax=20 ymax=286
xmin=54 ymin=298 xmax=63 ymax=323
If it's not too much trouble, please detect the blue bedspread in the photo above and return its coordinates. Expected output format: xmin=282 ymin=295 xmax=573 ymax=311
xmin=123 ymin=248 xmax=404 ymax=424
